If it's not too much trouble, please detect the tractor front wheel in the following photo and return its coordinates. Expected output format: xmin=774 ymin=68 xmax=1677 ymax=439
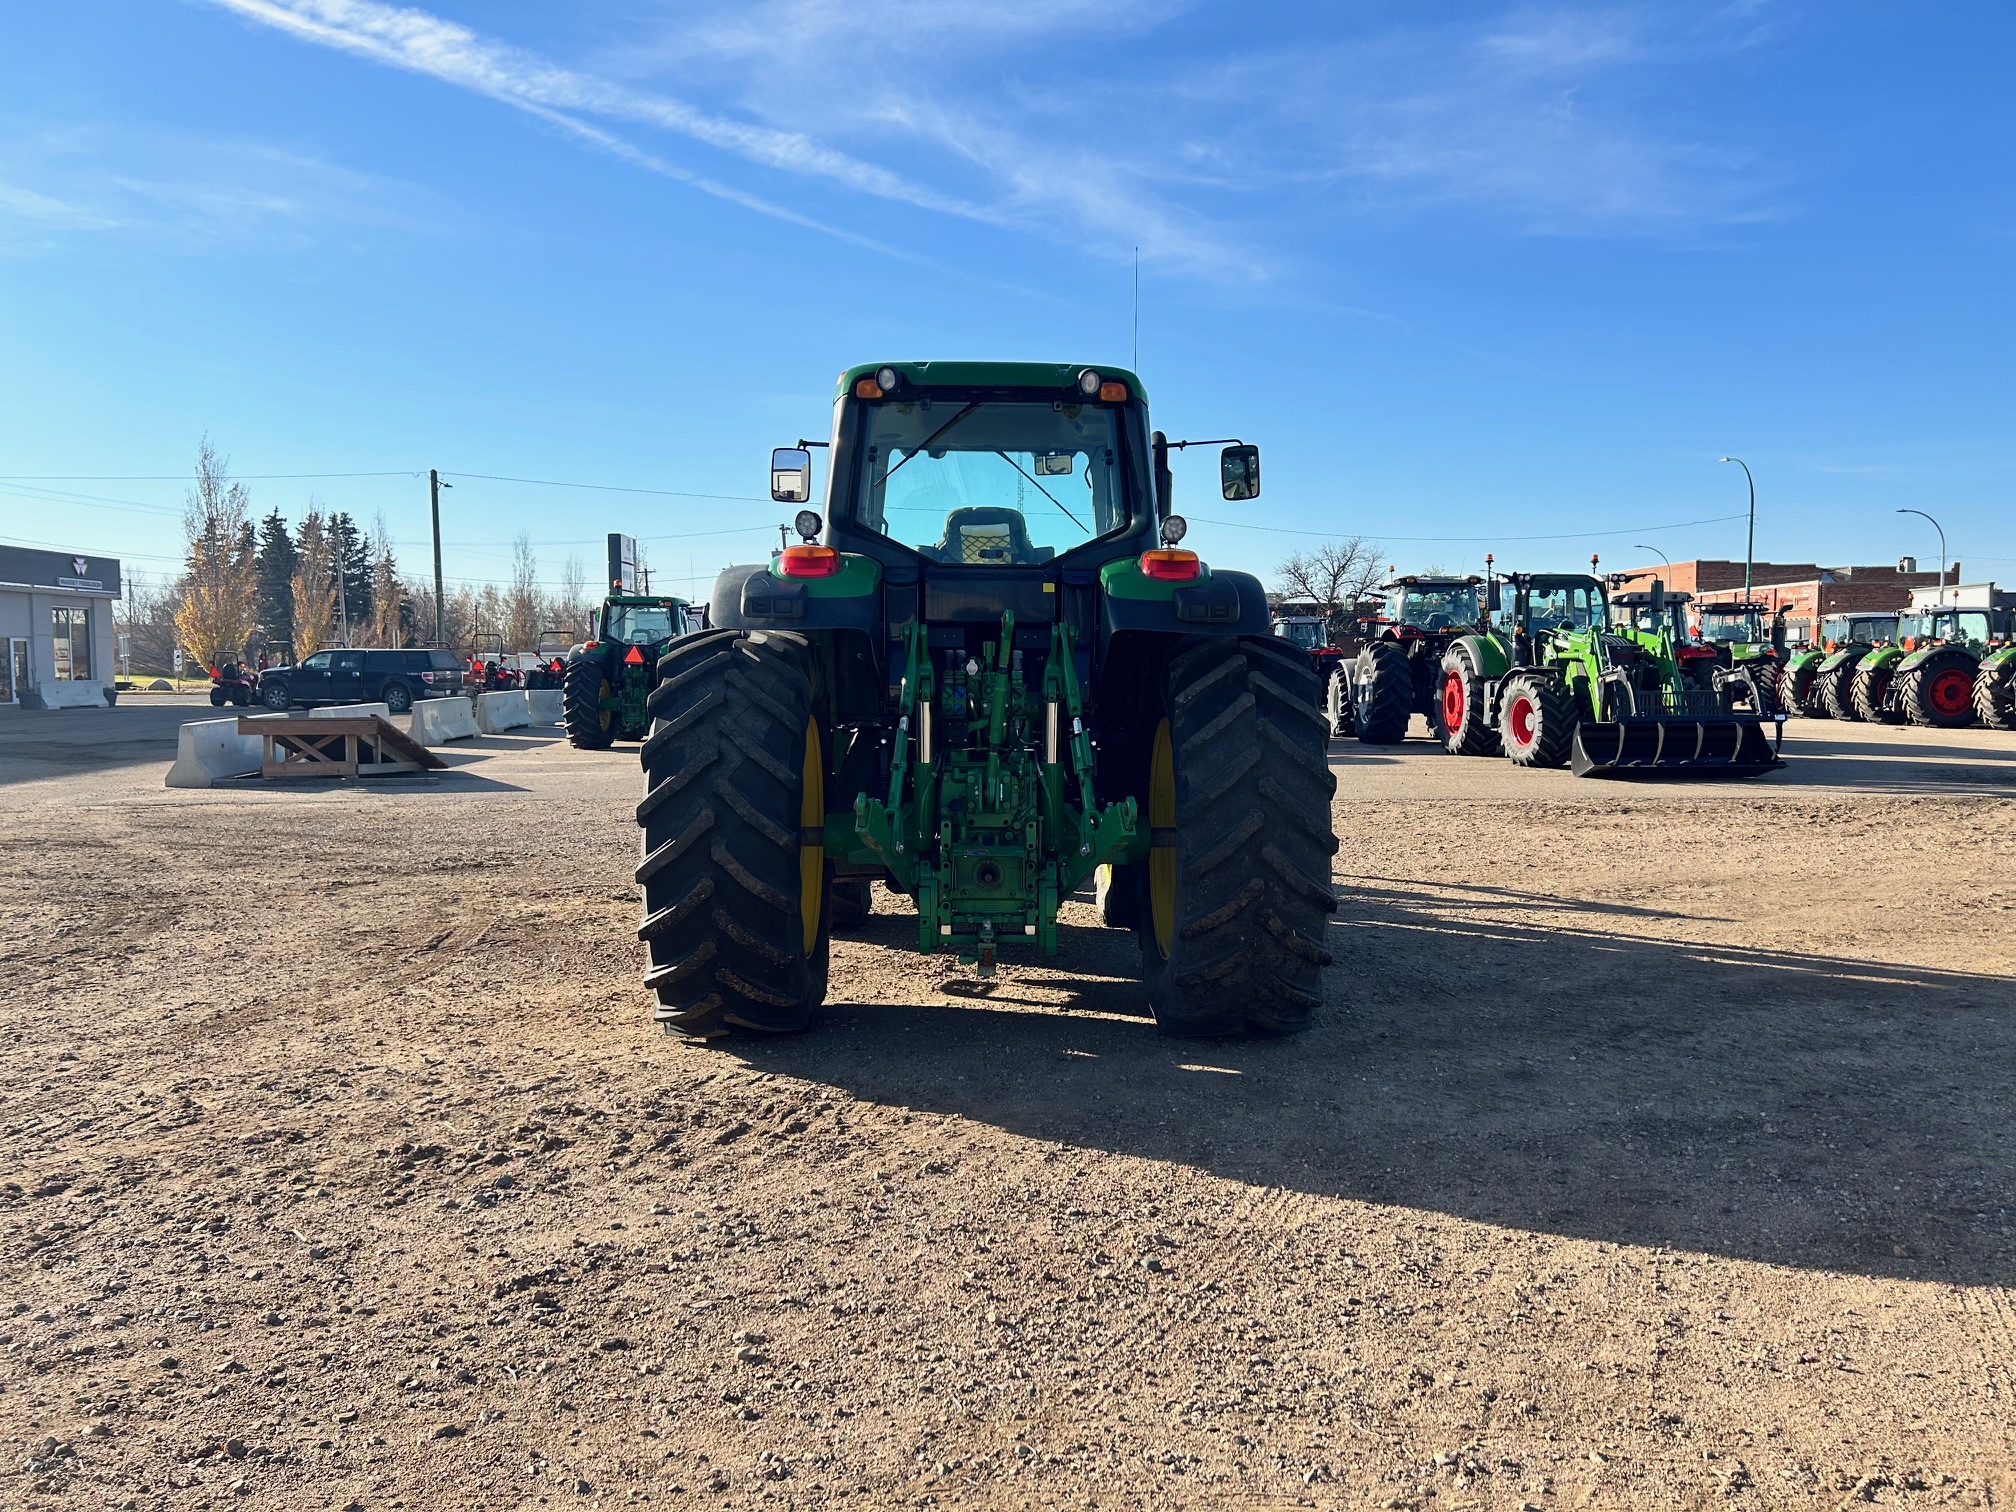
xmin=1140 ymin=637 xmax=1338 ymax=1037
xmin=1851 ymin=662 xmax=1900 ymax=724
xmin=635 ymin=629 xmax=830 ymax=1038
xmin=1353 ymin=642 xmax=1412 ymax=745
xmin=1816 ymin=660 xmax=1861 ymax=721
xmin=1975 ymin=657 xmax=2016 ymax=730
xmin=562 ymin=659 xmax=617 ymax=749
xmin=1897 ymin=648 xmax=1979 ymax=729
xmin=1436 ymin=648 xmax=1501 ymax=757
xmin=1500 ymin=674 xmax=1574 ymax=769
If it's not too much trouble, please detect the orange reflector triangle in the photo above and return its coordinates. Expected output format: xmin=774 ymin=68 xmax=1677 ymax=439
xmin=624 ymin=646 xmax=645 ymax=664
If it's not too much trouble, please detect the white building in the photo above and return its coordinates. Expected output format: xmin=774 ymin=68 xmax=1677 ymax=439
xmin=0 ymin=545 xmax=122 ymax=708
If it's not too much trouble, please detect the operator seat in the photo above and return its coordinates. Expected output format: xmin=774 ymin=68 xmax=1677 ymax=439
xmin=921 ymin=507 xmax=1055 ymax=566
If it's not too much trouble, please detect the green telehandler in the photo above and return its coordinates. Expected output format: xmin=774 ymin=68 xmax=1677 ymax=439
xmin=1781 ymin=612 xmax=1898 ymax=717
xmin=563 ymin=534 xmax=697 ymax=749
xmin=1435 ymin=573 xmax=1784 ymax=776
xmin=629 ymin=362 xmax=1338 ymax=1041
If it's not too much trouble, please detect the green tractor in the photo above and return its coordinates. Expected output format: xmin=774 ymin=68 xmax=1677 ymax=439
xmin=1435 ymin=573 xmax=1783 ymax=776
xmin=1781 ymin=612 xmax=1897 ymax=717
xmin=1351 ymin=574 xmax=1487 ymax=745
xmin=1690 ymin=600 xmax=1788 ymax=712
xmin=1847 ymin=604 xmax=2016 ymax=729
xmin=630 ymin=362 xmax=1338 ymax=1041
xmin=564 ymin=536 xmax=696 ymax=749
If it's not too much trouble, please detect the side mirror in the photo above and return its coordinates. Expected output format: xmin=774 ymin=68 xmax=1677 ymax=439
xmin=1220 ymin=444 xmax=1260 ymax=501
xmin=1485 ymin=581 xmax=1502 ymax=613
xmin=771 ymin=447 xmax=812 ymax=504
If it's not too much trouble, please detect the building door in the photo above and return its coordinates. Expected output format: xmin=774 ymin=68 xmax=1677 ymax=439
xmin=2 ymin=639 xmax=25 ymax=703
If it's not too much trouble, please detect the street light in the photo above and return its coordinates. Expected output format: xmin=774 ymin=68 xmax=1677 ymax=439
xmin=1896 ymin=508 xmax=1948 ymax=608
xmin=1635 ymin=544 xmax=1672 ymax=569
xmin=1718 ymin=457 xmax=1755 ymax=600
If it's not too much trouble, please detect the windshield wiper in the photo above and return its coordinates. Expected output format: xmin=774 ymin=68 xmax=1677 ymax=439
xmin=993 ymin=451 xmax=1087 ymax=532
xmin=882 ymin=401 xmax=982 ymax=485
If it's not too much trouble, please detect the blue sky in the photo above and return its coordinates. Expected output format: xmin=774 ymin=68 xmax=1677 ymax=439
xmin=2 ymin=1 xmax=2012 ymax=600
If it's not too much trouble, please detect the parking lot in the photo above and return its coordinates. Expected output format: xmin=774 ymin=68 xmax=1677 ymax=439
xmin=3 ymin=703 xmax=2012 ymax=1510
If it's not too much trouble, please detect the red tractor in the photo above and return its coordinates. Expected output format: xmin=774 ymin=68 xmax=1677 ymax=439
xmin=1271 ymin=614 xmax=1354 ymax=736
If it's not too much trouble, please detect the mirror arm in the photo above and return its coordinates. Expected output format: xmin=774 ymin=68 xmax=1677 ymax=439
xmin=794 ymin=440 xmax=831 ymax=449
xmin=1164 ymin=437 xmax=1244 ymax=450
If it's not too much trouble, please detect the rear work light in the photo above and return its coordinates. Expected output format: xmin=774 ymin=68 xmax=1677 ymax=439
xmin=779 ymin=544 xmax=841 ymax=578
xmin=1139 ymin=549 xmax=1201 ymax=582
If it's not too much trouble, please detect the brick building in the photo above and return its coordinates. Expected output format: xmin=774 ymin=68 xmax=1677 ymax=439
xmin=1610 ymin=559 xmax=1961 ymax=646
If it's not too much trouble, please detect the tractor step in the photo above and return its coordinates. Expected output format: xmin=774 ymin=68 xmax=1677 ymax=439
xmin=1570 ymin=714 xmax=1784 ymax=778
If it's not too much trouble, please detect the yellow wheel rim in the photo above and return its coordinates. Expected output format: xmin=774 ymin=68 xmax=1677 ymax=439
xmin=799 ymin=714 xmax=824 ymax=956
xmin=1148 ymin=717 xmax=1176 ymax=960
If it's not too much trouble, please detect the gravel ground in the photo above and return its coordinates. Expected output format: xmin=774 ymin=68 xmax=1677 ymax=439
xmin=2 ymin=705 xmax=2012 ymax=1511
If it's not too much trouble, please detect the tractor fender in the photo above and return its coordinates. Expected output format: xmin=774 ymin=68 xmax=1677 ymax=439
xmin=1981 ymin=644 xmax=2016 ymax=672
xmin=1100 ymin=564 xmax=1271 ymax=640
xmin=1817 ymin=647 xmax=1868 ymax=673
xmin=1892 ymin=643 xmax=1970 ymax=675
xmin=1784 ymin=648 xmax=1826 ymax=675
xmin=1446 ymin=632 xmax=1510 ymax=680
xmin=709 ymin=557 xmax=883 ymax=635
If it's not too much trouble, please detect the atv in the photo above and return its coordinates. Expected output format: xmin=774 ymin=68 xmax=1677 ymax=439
xmin=1272 ymin=614 xmax=1353 ymax=736
xmin=1434 ymin=573 xmax=1783 ymax=777
xmin=562 ymin=595 xmax=694 ymax=748
xmin=208 ymin=662 xmax=257 ymax=707
xmin=1351 ymin=575 xmax=1488 ymax=745
xmin=630 ymin=361 xmax=1338 ymax=1041
xmin=1782 ymin=612 xmax=1897 ymax=717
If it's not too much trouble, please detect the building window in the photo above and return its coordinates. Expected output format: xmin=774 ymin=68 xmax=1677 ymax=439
xmin=52 ymin=605 xmax=92 ymax=682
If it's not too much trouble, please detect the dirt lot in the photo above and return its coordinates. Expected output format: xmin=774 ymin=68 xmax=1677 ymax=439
xmin=2 ymin=704 xmax=2012 ymax=1511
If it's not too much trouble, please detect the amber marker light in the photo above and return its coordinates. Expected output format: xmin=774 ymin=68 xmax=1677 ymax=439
xmin=854 ymin=377 xmax=884 ymax=399
xmin=1140 ymin=549 xmax=1202 ymax=582
xmin=1099 ymin=381 xmax=1129 ymax=402
xmin=779 ymin=544 xmax=841 ymax=578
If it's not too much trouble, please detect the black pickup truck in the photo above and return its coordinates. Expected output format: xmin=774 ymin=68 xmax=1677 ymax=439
xmin=258 ymin=648 xmax=465 ymax=713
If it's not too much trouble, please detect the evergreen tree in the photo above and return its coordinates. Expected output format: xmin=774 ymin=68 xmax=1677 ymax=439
xmin=253 ymin=508 xmax=297 ymax=656
xmin=328 ymin=512 xmax=372 ymax=642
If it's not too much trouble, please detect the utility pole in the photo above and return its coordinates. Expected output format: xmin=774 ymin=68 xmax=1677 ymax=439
xmin=429 ymin=469 xmax=451 ymax=645
xmin=1719 ymin=457 xmax=1756 ymax=600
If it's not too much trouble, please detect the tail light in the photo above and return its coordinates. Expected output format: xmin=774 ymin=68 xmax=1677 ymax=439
xmin=584 ymin=641 xmax=599 ymax=652
xmin=420 ymin=671 xmax=435 ymax=684
xmin=779 ymin=544 xmax=841 ymax=578
xmin=1139 ymin=549 xmax=1201 ymax=582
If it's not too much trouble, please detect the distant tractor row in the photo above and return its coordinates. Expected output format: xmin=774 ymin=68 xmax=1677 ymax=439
xmin=1780 ymin=604 xmax=2016 ymax=730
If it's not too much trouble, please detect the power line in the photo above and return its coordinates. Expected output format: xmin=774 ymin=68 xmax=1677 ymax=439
xmin=1184 ymin=511 xmax=1751 ymax=544
xmin=0 ymin=470 xmax=420 ymax=481
xmin=442 ymin=471 xmax=769 ymax=503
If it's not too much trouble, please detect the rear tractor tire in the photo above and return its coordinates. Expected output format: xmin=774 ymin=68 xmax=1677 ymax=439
xmin=1353 ymin=641 xmax=1412 ymax=745
xmin=1975 ymin=657 xmax=2016 ymax=731
xmin=829 ymin=879 xmax=872 ymax=932
xmin=634 ymin=629 xmax=831 ymax=1038
xmin=1140 ymin=636 xmax=1338 ymax=1037
xmin=1436 ymin=648 xmax=1501 ymax=757
xmin=1325 ymin=665 xmax=1355 ymax=738
xmin=1897 ymin=648 xmax=1979 ymax=729
xmin=562 ymin=658 xmax=617 ymax=750
xmin=1499 ymin=674 xmax=1575 ymax=769
xmin=1784 ymin=659 xmax=1821 ymax=716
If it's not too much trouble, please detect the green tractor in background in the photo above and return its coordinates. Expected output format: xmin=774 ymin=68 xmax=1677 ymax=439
xmin=1435 ymin=572 xmax=1783 ymax=776
xmin=1691 ymin=600 xmax=1788 ymax=712
xmin=629 ymin=362 xmax=1338 ymax=1041
xmin=1352 ymin=574 xmax=1488 ymax=745
xmin=1781 ymin=612 xmax=1898 ymax=717
xmin=563 ymin=533 xmax=697 ymax=749
xmin=1847 ymin=604 xmax=2016 ymax=729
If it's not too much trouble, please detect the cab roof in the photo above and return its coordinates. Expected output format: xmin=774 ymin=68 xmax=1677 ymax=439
xmin=1380 ymin=575 xmax=1480 ymax=591
xmin=835 ymin=361 xmax=1148 ymax=404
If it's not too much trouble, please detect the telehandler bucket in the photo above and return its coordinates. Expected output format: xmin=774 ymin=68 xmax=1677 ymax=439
xmin=1570 ymin=709 xmax=1784 ymax=778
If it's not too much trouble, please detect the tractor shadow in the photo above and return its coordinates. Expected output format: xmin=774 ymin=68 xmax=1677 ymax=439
xmin=740 ymin=879 xmax=2016 ymax=1286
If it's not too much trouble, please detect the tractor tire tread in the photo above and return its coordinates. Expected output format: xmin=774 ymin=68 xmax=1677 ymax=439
xmin=1353 ymin=641 xmax=1412 ymax=745
xmin=562 ymin=658 xmax=618 ymax=749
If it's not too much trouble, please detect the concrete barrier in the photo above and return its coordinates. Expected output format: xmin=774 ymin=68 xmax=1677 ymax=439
xmin=474 ymin=690 xmax=531 ymax=734
xmin=163 ymin=714 xmax=285 ymax=789
xmin=526 ymin=689 xmax=564 ymax=725
xmin=311 ymin=702 xmax=391 ymax=721
xmin=411 ymin=695 xmax=480 ymax=746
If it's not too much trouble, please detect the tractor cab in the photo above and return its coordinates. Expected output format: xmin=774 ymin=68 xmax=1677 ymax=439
xmin=1695 ymin=602 xmax=1768 ymax=646
xmin=1819 ymin=612 xmax=1899 ymax=652
xmin=1272 ymin=615 xmax=1328 ymax=652
xmin=1376 ymin=576 xmax=1483 ymax=638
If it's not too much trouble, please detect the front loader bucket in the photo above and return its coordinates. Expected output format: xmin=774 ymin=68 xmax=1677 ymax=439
xmin=1570 ymin=714 xmax=1784 ymax=779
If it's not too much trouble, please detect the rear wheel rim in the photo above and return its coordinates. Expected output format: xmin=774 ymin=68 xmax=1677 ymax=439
xmin=1441 ymin=670 xmax=1465 ymax=732
xmin=1929 ymin=668 xmax=1972 ymax=715
xmin=1509 ymin=694 xmax=1536 ymax=748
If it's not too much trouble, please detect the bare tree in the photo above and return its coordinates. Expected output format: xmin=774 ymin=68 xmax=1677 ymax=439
xmin=368 ymin=513 xmax=403 ymax=647
xmin=173 ymin=438 xmax=259 ymax=671
xmin=1275 ymin=537 xmax=1383 ymax=622
xmin=117 ymin=570 xmax=182 ymax=675
xmin=290 ymin=508 xmax=338 ymax=661
xmin=506 ymin=532 xmax=541 ymax=652
xmin=556 ymin=553 xmax=590 ymax=640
